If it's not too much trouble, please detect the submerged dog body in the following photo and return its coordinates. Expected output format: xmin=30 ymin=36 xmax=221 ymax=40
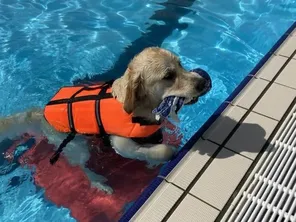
xmin=0 ymin=47 xmax=210 ymax=193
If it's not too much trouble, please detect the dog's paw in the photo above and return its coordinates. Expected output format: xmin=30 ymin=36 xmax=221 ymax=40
xmin=146 ymin=144 xmax=176 ymax=162
xmin=145 ymin=161 xmax=163 ymax=169
xmin=91 ymin=181 xmax=113 ymax=195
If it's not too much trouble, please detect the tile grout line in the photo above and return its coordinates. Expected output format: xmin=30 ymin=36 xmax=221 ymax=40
xmin=161 ymin=49 xmax=296 ymax=222
xmin=215 ymin=96 xmax=296 ymax=222
xmin=272 ymin=81 xmax=296 ymax=91
xmin=255 ymin=77 xmax=272 ymax=82
xmin=188 ymin=193 xmax=221 ymax=212
xmin=206 ymin=139 xmax=254 ymax=161
xmin=161 ymin=177 xmax=186 ymax=191
xmin=248 ymin=110 xmax=281 ymax=122
xmin=160 ymin=176 xmax=222 ymax=212
xmin=235 ymin=105 xmax=280 ymax=122
xmin=277 ymin=54 xmax=296 ymax=60
xmin=256 ymin=76 xmax=296 ymax=91
xmin=276 ymin=54 xmax=290 ymax=59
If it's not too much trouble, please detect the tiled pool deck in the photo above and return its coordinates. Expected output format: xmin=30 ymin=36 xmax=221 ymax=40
xmin=127 ymin=29 xmax=296 ymax=221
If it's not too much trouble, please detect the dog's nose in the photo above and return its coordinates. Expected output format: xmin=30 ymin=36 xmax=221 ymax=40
xmin=196 ymin=78 xmax=207 ymax=92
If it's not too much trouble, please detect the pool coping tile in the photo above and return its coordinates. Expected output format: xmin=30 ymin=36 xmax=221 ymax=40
xmin=232 ymin=77 xmax=269 ymax=109
xmin=275 ymin=35 xmax=296 ymax=57
xmin=274 ymin=59 xmax=296 ymax=89
xmin=252 ymin=83 xmax=296 ymax=121
xmin=165 ymin=139 xmax=219 ymax=190
xmin=189 ymin=148 xmax=252 ymax=210
xmin=167 ymin=194 xmax=220 ymax=222
xmin=225 ymin=111 xmax=278 ymax=160
xmin=131 ymin=181 xmax=183 ymax=222
xmin=203 ymin=105 xmax=247 ymax=145
xmin=255 ymin=55 xmax=288 ymax=81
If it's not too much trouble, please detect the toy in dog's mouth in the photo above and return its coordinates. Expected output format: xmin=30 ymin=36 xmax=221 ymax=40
xmin=152 ymin=68 xmax=212 ymax=121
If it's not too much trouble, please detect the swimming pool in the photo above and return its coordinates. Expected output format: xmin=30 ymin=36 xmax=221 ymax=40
xmin=0 ymin=0 xmax=296 ymax=221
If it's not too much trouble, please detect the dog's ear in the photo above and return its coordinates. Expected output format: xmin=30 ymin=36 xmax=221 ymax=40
xmin=123 ymin=68 xmax=143 ymax=114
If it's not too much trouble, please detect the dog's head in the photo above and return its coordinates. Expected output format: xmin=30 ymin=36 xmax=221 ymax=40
xmin=122 ymin=47 xmax=211 ymax=114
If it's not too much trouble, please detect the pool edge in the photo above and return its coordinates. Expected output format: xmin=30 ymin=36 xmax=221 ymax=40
xmin=119 ymin=21 xmax=296 ymax=222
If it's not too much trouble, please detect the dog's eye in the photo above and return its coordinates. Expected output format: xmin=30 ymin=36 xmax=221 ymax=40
xmin=178 ymin=60 xmax=182 ymax=67
xmin=163 ymin=70 xmax=176 ymax=80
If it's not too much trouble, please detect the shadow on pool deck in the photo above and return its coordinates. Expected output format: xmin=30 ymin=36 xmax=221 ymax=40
xmin=196 ymin=115 xmax=271 ymax=159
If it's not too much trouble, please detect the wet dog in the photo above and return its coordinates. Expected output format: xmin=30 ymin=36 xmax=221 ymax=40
xmin=0 ymin=47 xmax=210 ymax=193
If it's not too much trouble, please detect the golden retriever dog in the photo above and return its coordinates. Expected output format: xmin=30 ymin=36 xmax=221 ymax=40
xmin=0 ymin=47 xmax=210 ymax=193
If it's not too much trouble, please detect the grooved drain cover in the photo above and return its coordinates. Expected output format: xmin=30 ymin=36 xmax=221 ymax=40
xmin=222 ymin=99 xmax=296 ymax=222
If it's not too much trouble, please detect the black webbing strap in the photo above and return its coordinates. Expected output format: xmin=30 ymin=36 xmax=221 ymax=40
xmin=50 ymin=132 xmax=76 ymax=165
xmin=49 ymin=80 xmax=114 ymax=165
xmin=95 ymin=84 xmax=111 ymax=146
xmin=67 ymin=86 xmax=86 ymax=132
xmin=46 ymin=83 xmax=114 ymax=106
xmin=132 ymin=116 xmax=161 ymax=126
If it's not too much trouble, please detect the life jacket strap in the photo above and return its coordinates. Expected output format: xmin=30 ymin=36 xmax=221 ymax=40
xmin=50 ymin=131 xmax=76 ymax=165
xmin=95 ymin=83 xmax=111 ymax=147
xmin=66 ymin=80 xmax=114 ymax=133
xmin=132 ymin=116 xmax=161 ymax=126
xmin=49 ymin=80 xmax=114 ymax=165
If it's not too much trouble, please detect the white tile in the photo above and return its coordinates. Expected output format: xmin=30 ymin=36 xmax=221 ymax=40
xmin=190 ymin=148 xmax=252 ymax=210
xmin=253 ymin=83 xmax=296 ymax=120
xmin=275 ymin=59 xmax=296 ymax=89
xmin=225 ymin=111 xmax=278 ymax=160
xmin=233 ymin=78 xmax=269 ymax=109
xmin=291 ymin=29 xmax=296 ymax=36
xmin=167 ymin=194 xmax=220 ymax=222
xmin=132 ymin=181 xmax=183 ymax=222
xmin=256 ymin=55 xmax=287 ymax=81
xmin=203 ymin=106 xmax=247 ymax=145
xmin=166 ymin=140 xmax=218 ymax=189
xmin=275 ymin=36 xmax=296 ymax=57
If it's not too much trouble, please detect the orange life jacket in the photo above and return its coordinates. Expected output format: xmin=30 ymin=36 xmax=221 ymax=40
xmin=43 ymin=81 xmax=161 ymax=139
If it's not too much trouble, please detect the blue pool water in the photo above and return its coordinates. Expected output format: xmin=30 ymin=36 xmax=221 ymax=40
xmin=0 ymin=0 xmax=296 ymax=221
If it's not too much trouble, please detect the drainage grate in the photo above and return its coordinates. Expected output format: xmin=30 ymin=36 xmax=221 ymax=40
xmin=222 ymin=100 xmax=296 ymax=222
